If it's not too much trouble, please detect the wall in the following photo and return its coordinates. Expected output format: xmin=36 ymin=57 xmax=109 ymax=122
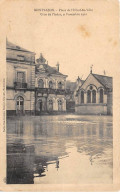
xmin=7 ymin=89 xmax=35 ymax=115
xmin=6 ymin=49 xmax=35 ymax=63
xmin=107 ymin=92 xmax=112 ymax=115
xmin=81 ymin=74 xmax=104 ymax=90
xmin=7 ymin=62 xmax=35 ymax=89
xmin=36 ymin=73 xmax=66 ymax=90
xmin=75 ymin=104 xmax=107 ymax=115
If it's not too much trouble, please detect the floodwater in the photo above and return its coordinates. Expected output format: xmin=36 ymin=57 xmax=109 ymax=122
xmin=7 ymin=115 xmax=113 ymax=184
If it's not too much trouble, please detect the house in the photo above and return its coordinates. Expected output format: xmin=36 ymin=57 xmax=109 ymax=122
xmin=6 ymin=40 xmax=36 ymax=115
xmin=35 ymin=53 xmax=68 ymax=113
xmin=75 ymin=70 xmax=113 ymax=115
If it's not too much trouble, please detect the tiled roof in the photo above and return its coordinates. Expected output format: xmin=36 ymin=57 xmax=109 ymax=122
xmin=6 ymin=40 xmax=35 ymax=54
xmin=93 ymin=74 xmax=112 ymax=89
xmin=36 ymin=63 xmax=67 ymax=77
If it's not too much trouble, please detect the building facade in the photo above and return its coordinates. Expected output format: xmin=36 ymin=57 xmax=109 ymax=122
xmin=6 ymin=40 xmax=36 ymax=115
xmin=75 ymin=71 xmax=113 ymax=115
xmin=35 ymin=54 xmax=68 ymax=114
xmin=6 ymin=41 xmax=71 ymax=115
xmin=6 ymin=40 xmax=112 ymax=116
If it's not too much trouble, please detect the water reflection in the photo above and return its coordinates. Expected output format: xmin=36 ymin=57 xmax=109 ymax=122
xmin=7 ymin=115 xmax=113 ymax=184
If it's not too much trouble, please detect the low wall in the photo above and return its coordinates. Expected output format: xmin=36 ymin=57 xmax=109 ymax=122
xmin=75 ymin=104 xmax=107 ymax=115
xmin=7 ymin=110 xmax=35 ymax=116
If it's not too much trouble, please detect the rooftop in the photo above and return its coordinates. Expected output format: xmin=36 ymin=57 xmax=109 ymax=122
xmin=93 ymin=74 xmax=112 ymax=89
xmin=6 ymin=39 xmax=35 ymax=54
xmin=36 ymin=54 xmax=67 ymax=77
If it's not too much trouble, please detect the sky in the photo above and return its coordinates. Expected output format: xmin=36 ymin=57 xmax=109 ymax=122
xmin=5 ymin=0 xmax=119 ymax=81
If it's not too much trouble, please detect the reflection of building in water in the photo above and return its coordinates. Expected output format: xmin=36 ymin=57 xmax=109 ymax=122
xmin=76 ymin=118 xmax=112 ymax=166
xmin=75 ymin=68 xmax=113 ymax=115
xmin=7 ymin=143 xmax=35 ymax=184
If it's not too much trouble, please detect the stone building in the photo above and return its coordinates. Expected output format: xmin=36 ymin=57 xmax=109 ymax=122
xmin=6 ymin=40 xmax=72 ymax=115
xmin=75 ymin=70 xmax=113 ymax=115
xmin=35 ymin=54 xmax=68 ymax=114
xmin=6 ymin=40 xmax=36 ymax=115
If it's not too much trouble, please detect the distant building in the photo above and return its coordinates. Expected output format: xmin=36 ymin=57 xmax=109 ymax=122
xmin=65 ymin=77 xmax=84 ymax=113
xmin=35 ymin=54 xmax=68 ymax=113
xmin=6 ymin=40 xmax=36 ymax=115
xmin=75 ymin=70 xmax=113 ymax=115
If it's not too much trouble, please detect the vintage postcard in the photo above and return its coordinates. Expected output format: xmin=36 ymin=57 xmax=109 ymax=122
xmin=0 ymin=0 xmax=120 ymax=192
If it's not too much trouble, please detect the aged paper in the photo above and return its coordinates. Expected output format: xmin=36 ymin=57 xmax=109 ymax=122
xmin=0 ymin=0 xmax=120 ymax=191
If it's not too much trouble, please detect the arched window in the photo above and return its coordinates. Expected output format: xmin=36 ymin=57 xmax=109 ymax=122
xmin=48 ymin=99 xmax=53 ymax=111
xmin=100 ymin=89 xmax=104 ymax=103
xmin=16 ymin=96 xmax=24 ymax=113
xmin=87 ymin=90 xmax=91 ymax=103
xmin=49 ymin=81 xmax=53 ymax=89
xmin=92 ymin=90 xmax=96 ymax=103
xmin=38 ymin=79 xmax=44 ymax=88
xmin=58 ymin=99 xmax=62 ymax=111
xmin=81 ymin=91 xmax=84 ymax=104
xmin=58 ymin=82 xmax=62 ymax=89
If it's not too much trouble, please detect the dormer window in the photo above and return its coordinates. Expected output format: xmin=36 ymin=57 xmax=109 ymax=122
xmin=38 ymin=64 xmax=46 ymax=72
xmin=17 ymin=55 xmax=25 ymax=61
xmin=58 ymin=82 xmax=62 ymax=89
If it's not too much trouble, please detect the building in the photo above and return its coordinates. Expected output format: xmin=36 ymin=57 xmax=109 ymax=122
xmin=6 ymin=40 xmax=36 ymax=115
xmin=65 ymin=77 xmax=84 ymax=113
xmin=6 ymin=40 xmax=112 ymax=116
xmin=75 ymin=70 xmax=113 ymax=115
xmin=6 ymin=40 xmax=73 ymax=115
xmin=35 ymin=53 xmax=68 ymax=114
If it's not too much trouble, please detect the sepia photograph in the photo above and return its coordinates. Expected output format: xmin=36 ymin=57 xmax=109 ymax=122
xmin=6 ymin=39 xmax=113 ymax=184
xmin=0 ymin=0 xmax=120 ymax=191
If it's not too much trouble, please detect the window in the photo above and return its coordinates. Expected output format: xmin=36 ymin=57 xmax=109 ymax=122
xmin=16 ymin=96 xmax=24 ymax=113
xmin=58 ymin=82 xmax=62 ymax=89
xmin=49 ymin=99 xmax=53 ymax=104
xmin=17 ymin=55 xmax=25 ymax=61
xmin=58 ymin=99 xmax=62 ymax=111
xmin=17 ymin=72 xmax=25 ymax=83
xmin=49 ymin=81 xmax=53 ymax=89
xmin=49 ymin=99 xmax=53 ymax=111
xmin=17 ymin=96 xmax=24 ymax=104
xmin=38 ymin=79 xmax=44 ymax=88
xmin=87 ymin=90 xmax=91 ymax=103
xmin=100 ymin=89 xmax=104 ymax=103
xmin=92 ymin=90 xmax=96 ymax=103
xmin=81 ymin=91 xmax=84 ymax=103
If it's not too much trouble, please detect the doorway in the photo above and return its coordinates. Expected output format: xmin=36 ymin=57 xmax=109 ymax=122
xmin=39 ymin=100 xmax=42 ymax=112
xmin=16 ymin=96 xmax=24 ymax=115
xmin=58 ymin=100 xmax=62 ymax=111
xmin=48 ymin=99 xmax=53 ymax=111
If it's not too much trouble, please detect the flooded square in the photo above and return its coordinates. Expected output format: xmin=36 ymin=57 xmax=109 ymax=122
xmin=7 ymin=115 xmax=113 ymax=184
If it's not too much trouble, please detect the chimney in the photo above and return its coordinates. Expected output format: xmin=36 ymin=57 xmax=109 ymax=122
xmin=56 ymin=62 xmax=59 ymax=72
xmin=104 ymin=70 xmax=106 ymax=75
xmin=90 ymin=65 xmax=93 ymax=74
